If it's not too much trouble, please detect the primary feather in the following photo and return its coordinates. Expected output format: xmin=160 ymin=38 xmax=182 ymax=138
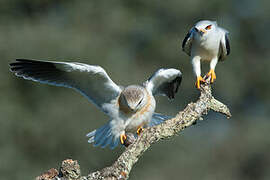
xmin=10 ymin=59 xmax=121 ymax=115
xmin=10 ymin=59 xmax=183 ymax=149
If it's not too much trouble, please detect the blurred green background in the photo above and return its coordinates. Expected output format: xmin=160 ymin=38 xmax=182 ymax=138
xmin=1 ymin=0 xmax=270 ymax=179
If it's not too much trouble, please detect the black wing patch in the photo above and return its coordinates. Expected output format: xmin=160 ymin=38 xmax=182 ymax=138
xmin=182 ymin=31 xmax=191 ymax=50
xmin=158 ymin=75 xmax=182 ymax=99
xmin=225 ymin=34 xmax=230 ymax=55
xmin=9 ymin=59 xmax=68 ymax=87
xmin=10 ymin=59 xmax=58 ymax=73
xmin=182 ymin=29 xmax=193 ymax=56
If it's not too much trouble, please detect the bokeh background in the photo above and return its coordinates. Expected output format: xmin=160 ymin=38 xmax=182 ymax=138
xmin=1 ymin=0 xmax=270 ymax=179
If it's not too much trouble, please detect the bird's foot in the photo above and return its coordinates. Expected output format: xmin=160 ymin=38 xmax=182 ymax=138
xmin=195 ymin=76 xmax=206 ymax=89
xmin=206 ymin=69 xmax=216 ymax=83
xmin=136 ymin=126 xmax=144 ymax=136
xmin=120 ymin=134 xmax=127 ymax=145
xmin=123 ymin=133 xmax=136 ymax=147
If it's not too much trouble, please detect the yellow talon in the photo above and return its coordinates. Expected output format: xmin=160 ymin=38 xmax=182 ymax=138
xmin=136 ymin=126 xmax=144 ymax=136
xmin=120 ymin=134 xmax=127 ymax=144
xmin=195 ymin=76 xmax=206 ymax=89
xmin=207 ymin=69 xmax=216 ymax=83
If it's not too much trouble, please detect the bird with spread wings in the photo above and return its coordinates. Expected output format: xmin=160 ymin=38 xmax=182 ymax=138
xmin=10 ymin=59 xmax=182 ymax=149
xmin=182 ymin=20 xmax=230 ymax=89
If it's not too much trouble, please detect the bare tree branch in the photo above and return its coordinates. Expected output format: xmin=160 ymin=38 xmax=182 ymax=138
xmin=36 ymin=79 xmax=231 ymax=180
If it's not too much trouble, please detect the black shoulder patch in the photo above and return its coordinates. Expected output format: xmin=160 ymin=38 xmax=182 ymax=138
xmin=182 ymin=31 xmax=191 ymax=50
xmin=159 ymin=75 xmax=182 ymax=100
xmin=225 ymin=34 xmax=230 ymax=55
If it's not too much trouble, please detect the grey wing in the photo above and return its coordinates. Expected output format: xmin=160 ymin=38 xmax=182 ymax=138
xmin=9 ymin=59 xmax=122 ymax=115
xmin=219 ymin=30 xmax=230 ymax=61
xmin=144 ymin=68 xmax=182 ymax=99
xmin=182 ymin=28 xmax=194 ymax=56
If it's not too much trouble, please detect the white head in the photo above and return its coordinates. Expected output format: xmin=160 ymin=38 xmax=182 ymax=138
xmin=193 ymin=20 xmax=217 ymax=37
xmin=118 ymin=85 xmax=147 ymax=114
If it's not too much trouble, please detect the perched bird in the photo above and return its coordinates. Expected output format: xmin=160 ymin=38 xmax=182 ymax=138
xmin=10 ymin=59 xmax=182 ymax=149
xmin=182 ymin=20 xmax=230 ymax=89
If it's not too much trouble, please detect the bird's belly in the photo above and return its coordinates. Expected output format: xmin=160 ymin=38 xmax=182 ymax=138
xmin=125 ymin=96 xmax=155 ymax=133
xmin=125 ymin=115 xmax=151 ymax=133
xmin=194 ymin=38 xmax=219 ymax=61
xmin=197 ymin=47 xmax=216 ymax=61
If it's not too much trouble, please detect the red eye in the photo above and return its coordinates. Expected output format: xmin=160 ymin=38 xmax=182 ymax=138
xmin=205 ymin=25 xmax=212 ymax=30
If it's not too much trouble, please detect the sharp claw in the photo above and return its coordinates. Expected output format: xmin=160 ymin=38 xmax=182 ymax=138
xmin=195 ymin=76 xmax=205 ymax=89
xmin=136 ymin=126 xmax=144 ymax=136
xmin=120 ymin=134 xmax=127 ymax=144
xmin=207 ymin=69 xmax=216 ymax=83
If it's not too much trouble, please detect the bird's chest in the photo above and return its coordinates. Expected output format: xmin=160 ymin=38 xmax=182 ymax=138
xmin=125 ymin=96 xmax=156 ymax=132
xmin=193 ymin=36 xmax=220 ymax=61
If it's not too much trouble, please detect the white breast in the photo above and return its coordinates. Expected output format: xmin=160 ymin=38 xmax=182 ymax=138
xmin=193 ymin=31 xmax=221 ymax=61
xmin=125 ymin=92 xmax=156 ymax=132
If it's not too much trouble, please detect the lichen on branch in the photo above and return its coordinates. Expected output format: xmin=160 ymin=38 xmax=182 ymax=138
xmin=37 ymin=79 xmax=231 ymax=180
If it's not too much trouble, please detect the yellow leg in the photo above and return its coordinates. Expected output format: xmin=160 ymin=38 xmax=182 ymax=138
xmin=207 ymin=69 xmax=216 ymax=83
xmin=120 ymin=134 xmax=127 ymax=144
xmin=136 ymin=126 xmax=144 ymax=136
xmin=195 ymin=76 xmax=206 ymax=89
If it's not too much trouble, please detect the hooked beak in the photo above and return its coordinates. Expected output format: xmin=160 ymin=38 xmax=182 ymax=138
xmin=195 ymin=27 xmax=206 ymax=35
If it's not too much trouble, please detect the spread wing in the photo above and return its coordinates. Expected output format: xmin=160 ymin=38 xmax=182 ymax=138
xmin=9 ymin=59 xmax=122 ymax=115
xmin=144 ymin=68 xmax=182 ymax=99
xmin=182 ymin=28 xmax=195 ymax=56
xmin=219 ymin=28 xmax=230 ymax=61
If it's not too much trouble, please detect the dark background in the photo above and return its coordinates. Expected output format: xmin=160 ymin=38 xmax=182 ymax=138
xmin=1 ymin=0 xmax=269 ymax=179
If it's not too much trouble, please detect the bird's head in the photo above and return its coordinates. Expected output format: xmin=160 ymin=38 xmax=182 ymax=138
xmin=118 ymin=85 xmax=147 ymax=114
xmin=194 ymin=20 xmax=217 ymax=36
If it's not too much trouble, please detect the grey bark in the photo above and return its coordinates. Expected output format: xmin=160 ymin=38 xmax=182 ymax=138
xmin=36 ymin=79 xmax=231 ymax=180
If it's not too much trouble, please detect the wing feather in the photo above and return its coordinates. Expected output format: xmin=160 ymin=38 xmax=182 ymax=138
xmin=9 ymin=59 xmax=122 ymax=115
xmin=182 ymin=28 xmax=194 ymax=56
xmin=144 ymin=68 xmax=182 ymax=99
xmin=219 ymin=29 xmax=230 ymax=61
xmin=225 ymin=34 xmax=230 ymax=55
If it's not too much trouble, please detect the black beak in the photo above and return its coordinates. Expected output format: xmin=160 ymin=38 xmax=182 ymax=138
xmin=194 ymin=27 xmax=204 ymax=36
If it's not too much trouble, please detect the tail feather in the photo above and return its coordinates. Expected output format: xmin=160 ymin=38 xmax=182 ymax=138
xmin=87 ymin=136 xmax=95 ymax=143
xmin=93 ymin=125 xmax=111 ymax=147
xmin=94 ymin=127 xmax=112 ymax=147
xmin=110 ymin=137 xmax=120 ymax=149
xmin=101 ymin=135 xmax=113 ymax=148
xmin=86 ymin=130 xmax=96 ymax=138
xmin=93 ymin=125 xmax=109 ymax=142
xmin=86 ymin=123 xmax=119 ymax=149
xmin=149 ymin=113 xmax=172 ymax=127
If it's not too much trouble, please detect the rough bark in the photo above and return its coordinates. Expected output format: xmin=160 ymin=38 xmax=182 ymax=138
xmin=36 ymin=79 xmax=231 ymax=180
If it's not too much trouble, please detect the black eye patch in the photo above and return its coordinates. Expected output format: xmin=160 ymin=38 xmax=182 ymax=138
xmin=137 ymin=98 xmax=143 ymax=106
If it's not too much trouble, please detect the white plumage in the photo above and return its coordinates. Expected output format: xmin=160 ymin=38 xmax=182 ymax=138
xmin=182 ymin=20 xmax=230 ymax=89
xmin=10 ymin=59 xmax=182 ymax=149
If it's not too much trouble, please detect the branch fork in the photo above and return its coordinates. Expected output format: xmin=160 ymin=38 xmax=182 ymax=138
xmin=36 ymin=79 xmax=231 ymax=180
